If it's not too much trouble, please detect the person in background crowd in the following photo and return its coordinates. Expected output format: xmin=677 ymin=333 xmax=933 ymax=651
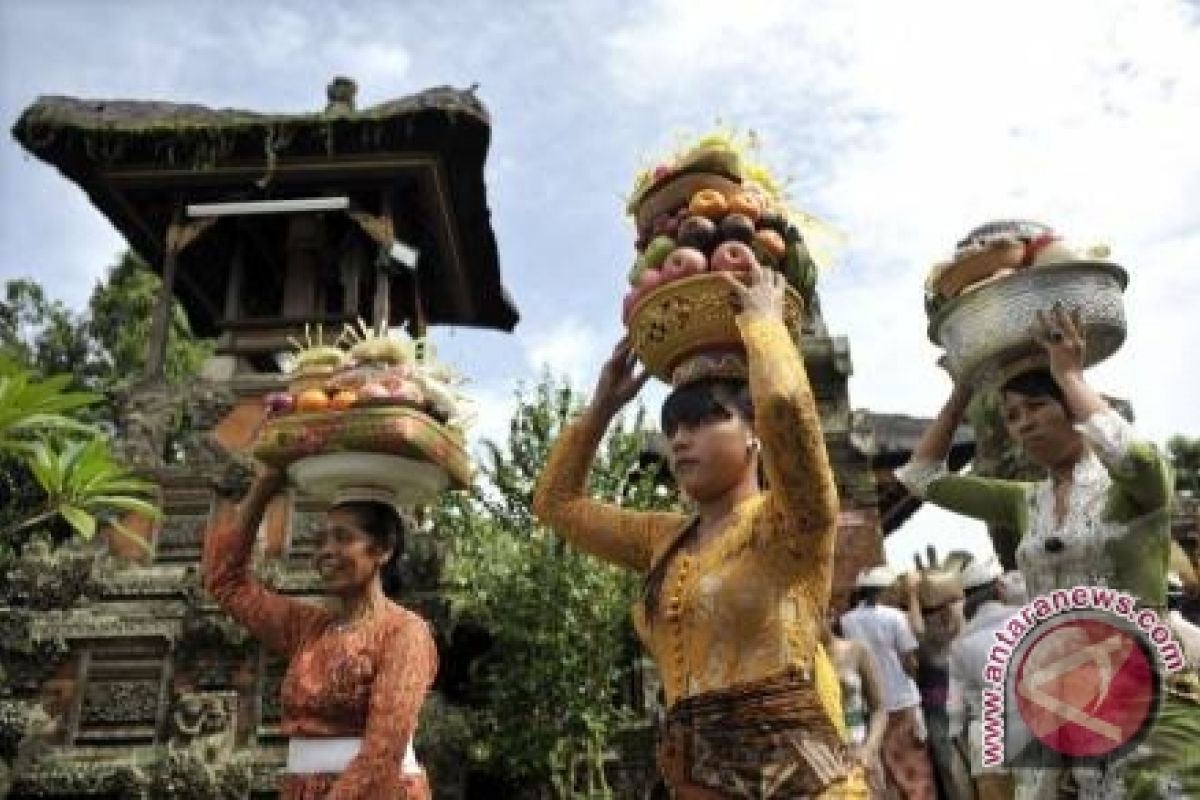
xmin=824 ymin=615 xmax=889 ymax=797
xmin=947 ymin=555 xmax=1016 ymax=800
xmin=1167 ymin=572 xmax=1200 ymax=670
xmin=906 ymin=549 xmax=972 ymax=800
xmin=842 ymin=566 xmax=936 ymax=800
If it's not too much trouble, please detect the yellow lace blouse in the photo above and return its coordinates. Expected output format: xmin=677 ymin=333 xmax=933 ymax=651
xmin=533 ymin=313 xmax=845 ymax=732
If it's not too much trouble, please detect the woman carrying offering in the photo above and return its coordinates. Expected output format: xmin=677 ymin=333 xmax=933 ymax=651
xmin=203 ymin=470 xmax=438 ymax=799
xmin=534 ymin=259 xmax=867 ymax=798
xmin=897 ymin=305 xmax=1200 ymax=798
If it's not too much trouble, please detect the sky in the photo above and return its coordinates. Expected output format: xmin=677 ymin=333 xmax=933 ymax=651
xmin=2 ymin=0 xmax=1198 ymax=568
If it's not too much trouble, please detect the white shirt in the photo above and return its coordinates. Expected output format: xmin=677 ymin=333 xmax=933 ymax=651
xmin=840 ymin=603 xmax=921 ymax=712
xmin=948 ymin=600 xmax=1015 ymax=776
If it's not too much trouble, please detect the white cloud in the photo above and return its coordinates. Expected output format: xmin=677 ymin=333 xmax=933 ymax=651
xmin=522 ymin=317 xmax=604 ymax=389
xmin=601 ymin=0 xmax=1200 ymax=450
xmin=885 ymin=505 xmax=995 ymax=570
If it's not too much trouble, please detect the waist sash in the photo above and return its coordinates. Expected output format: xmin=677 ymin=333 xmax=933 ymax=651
xmin=658 ymin=667 xmax=855 ymax=797
xmin=284 ymin=736 xmax=422 ymax=776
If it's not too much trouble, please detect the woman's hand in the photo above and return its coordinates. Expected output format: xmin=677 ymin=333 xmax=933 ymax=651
xmin=719 ymin=258 xmax=787 ymax=321
xmin=1033 ymin=302 xmax=1086 ymax=378
xmin=589 ymin=337 xmax=650 ymax=420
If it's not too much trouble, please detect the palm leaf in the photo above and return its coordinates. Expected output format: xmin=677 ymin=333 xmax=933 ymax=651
xmin=58 ymin=504 xmax=97 ymax=539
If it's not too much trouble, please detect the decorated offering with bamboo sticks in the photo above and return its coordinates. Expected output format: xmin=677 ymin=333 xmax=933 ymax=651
xmin=252 ymin=321 xmax=472 ymax=507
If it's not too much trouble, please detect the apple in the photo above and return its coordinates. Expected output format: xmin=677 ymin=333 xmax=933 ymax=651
xmin=677 ymin=216 xmax=717 ymax=253
xmin=390 ymin=381 xmax=426 ymax=408
xmin=642 ymin=235 xmax=676 ymax=270
xmin=638 ymin=266 xmax=666 ymax=293
xmin=719 ymin=213 xmax=756 ymax=245
xmin=710 ymin=241 xmax=758 ymax=273
xmin=359 ymin=382 xmax=391 ymax=401
xmin=662 ymin=247 xmax=707 ymax=281
xmin=621 ymin=287 xmax=643 ymax=324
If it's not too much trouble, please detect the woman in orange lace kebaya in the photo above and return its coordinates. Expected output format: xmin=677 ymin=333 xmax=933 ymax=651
xmin=534 ymin=262 xmax=868 ymax=798
xmin=203 ymin=470 xmax=438 ymax=800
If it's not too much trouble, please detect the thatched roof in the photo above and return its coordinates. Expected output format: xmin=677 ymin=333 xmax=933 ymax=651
xmin=12 ymin=85 xmax=519 ymax=336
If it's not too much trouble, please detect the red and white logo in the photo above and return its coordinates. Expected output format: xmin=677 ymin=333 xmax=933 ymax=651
xmin=1013 ymin=616 xmax=1158 ymax=759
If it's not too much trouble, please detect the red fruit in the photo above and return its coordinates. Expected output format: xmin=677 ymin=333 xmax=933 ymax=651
xmin=264 ymin=392 xmax=294 ymax=416
xmin=359 ymin=382 xmax=390 ymax=401
xmin=662 ymin=247 xmax=707 ymax=281
xmin=710 ymin=241 xmax=758 ymax=273
xmin=653 ymin=164 xmax=673 ymax=181
xmin=621 ymin=288 xmax=643 ymax=324
xmin=638 ymin=267 xmax=666 ymax=292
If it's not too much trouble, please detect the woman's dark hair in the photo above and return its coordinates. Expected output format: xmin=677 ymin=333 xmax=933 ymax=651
xmin=331 ymin=500 xmax=409 ymax=599
xmin=660 ymin=377 xmax=753 ymax=437
xmin=643 ymin=378 xmax=754 ymax=623
xmin=999 ymin=369 xmax=1066 ymax=408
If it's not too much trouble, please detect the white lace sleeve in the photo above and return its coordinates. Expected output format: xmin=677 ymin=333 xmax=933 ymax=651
xmin=893 ymin=458 xmax=949 ymax=498
xmin=1075 ymin=409 xmax=1137 ymax=473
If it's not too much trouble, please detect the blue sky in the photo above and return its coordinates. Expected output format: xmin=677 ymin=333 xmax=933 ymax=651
xmin=3 ymin=0 xmax=1198 ymax=566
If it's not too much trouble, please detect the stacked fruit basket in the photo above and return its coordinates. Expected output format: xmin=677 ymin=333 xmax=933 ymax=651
xmin=252 ymin=323 xmax=472 ymax=507
xmin=622 ymin=135 xmax=821 ymax=384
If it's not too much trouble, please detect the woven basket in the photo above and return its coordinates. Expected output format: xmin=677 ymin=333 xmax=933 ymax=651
xmin=628 ymin=273 xmax=804 ymax=384
xmin=251 ymin=406 xmax=472 ymax=490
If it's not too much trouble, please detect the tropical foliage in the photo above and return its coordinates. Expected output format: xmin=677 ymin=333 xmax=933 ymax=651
xmin=437 ymin=377 xmax=675 ymax=796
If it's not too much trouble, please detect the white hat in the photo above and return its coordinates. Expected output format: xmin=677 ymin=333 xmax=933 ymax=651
xmin=856 ymin=565 xmax=896 ymax=588
xmin=962 ymin=555 xmax=1003 ymax=590
xmin=998 ymin=571 xmax=1027 ymax=604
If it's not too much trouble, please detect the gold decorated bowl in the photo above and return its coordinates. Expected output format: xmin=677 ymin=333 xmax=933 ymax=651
xmin=627 ymin=273 xmax=804 ymax=384
xmin=251 ymin=406 xmax=472 ymax=493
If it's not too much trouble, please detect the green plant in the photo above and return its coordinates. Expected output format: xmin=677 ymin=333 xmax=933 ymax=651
xmin=437 ymin=376 xmax=672 ymax=796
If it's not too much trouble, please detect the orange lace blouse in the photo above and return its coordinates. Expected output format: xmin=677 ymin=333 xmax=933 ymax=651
xmin=203 ymin=520 xmax=438 ymax=800
xmin=533 ymin=313 xmax=845 ymax=730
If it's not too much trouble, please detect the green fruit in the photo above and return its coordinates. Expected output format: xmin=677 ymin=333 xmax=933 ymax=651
xmin=628 ymin=254 xmax=649 ymax=286
xmin=783 ymin=241 xmax=816 ymax=296
xmin=643 ymin=235 xmax=676 ymax=270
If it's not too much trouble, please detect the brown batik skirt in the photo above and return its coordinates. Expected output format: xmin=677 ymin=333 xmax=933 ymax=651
xmin=656 ymin=667 xmax=870 ymax=799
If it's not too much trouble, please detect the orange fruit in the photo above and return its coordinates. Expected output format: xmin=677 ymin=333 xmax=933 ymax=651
xmin=329 ymin=390 xmax=358 ymax=411
xmin=753 ymin=229 xmax=787 ymax=262
xmin=688 ymin=189 xmax=729 ymax=221
xmin=295 ymin=389 xmax=331 ymax=413
xmin=728 ymin=191 xmax=763 ymax=221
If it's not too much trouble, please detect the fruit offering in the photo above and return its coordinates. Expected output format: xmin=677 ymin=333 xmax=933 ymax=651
xmin=262 ymin=320 xmax=472 ymax=435
xmin=619 ymin=132 xmax=824 ymax=325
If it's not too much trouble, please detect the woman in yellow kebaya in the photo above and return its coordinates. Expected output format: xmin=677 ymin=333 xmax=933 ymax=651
xmin=535 ymin=260 xmax=866 ymax=798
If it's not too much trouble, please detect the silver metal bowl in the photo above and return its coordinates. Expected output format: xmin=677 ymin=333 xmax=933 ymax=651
xmin=928 ymin=261 xmax=1129 ymax=387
